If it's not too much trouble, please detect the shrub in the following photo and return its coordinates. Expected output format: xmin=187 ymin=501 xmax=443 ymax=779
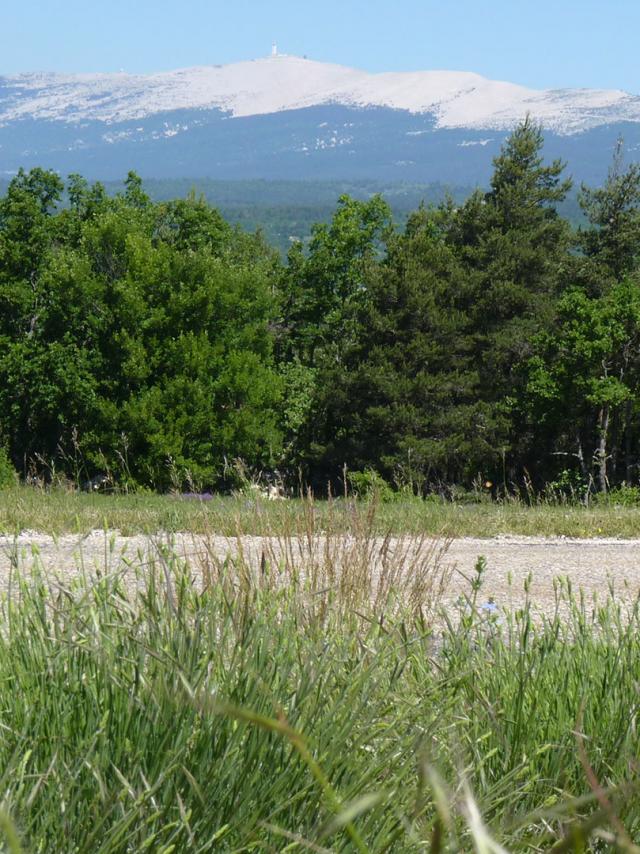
xmin=0 ymin=447 xmax=17 ymax=489
xmin=348 ymin=468 xmax=395 ymax=502
xmin=544 ymin=468 xmax=590 ymax=503
xmin=595 ymin=483 xmax=640 ymax=507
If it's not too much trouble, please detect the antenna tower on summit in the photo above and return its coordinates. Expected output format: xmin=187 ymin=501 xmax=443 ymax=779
xmin=271 ymin=42 xmax=278 ymax=57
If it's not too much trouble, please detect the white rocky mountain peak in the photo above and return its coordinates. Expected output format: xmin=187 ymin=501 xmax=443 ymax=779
xmin=2 ymin=54 xmax=640 ymax=134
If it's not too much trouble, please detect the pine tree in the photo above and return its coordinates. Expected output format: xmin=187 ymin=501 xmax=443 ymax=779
xmin=305 ymin=205 xmax=504 ymax=490
xmin=578 ymin=139 xmax=640 ymax=289
xmin=447 ymin=118 xmax=573 ymax=479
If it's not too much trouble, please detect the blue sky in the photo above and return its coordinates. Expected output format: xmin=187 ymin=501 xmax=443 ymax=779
xmin=3 ymin=0 xmax=639 ymax=93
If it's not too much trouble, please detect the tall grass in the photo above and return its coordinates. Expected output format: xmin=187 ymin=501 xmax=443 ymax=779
xmin=0 ymin=528 xmax=637 ymax=851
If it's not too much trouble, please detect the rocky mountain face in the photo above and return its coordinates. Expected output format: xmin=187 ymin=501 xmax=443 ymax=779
xmin=2 ymin=55 xmax=639 ymax=182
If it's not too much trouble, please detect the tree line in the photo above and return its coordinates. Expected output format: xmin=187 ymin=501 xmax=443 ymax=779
xmin=1 ymin=119 xmax=639 ymax=496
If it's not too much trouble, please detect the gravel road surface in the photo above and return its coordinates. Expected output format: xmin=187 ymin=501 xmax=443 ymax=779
xmin=1 ymin=531 xmax=639 ymax=614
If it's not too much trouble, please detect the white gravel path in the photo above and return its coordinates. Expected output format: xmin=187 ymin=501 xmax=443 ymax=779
xmin=1 ymin=531 xmax=639 ymax=614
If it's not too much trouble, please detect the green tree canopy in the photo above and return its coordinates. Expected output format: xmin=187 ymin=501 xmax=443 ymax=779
xmin=0 ymin=171 xmax=282 ymax=488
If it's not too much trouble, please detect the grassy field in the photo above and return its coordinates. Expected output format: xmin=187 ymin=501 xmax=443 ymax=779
xmin=0 ymin=541 xmax=638 ymax=852
xmin=1 ymin=484 xmax=640 ymax=538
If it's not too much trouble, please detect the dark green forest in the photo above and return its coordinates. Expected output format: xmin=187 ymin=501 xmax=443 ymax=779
xmin=1 ymin=119 xmax=639 ymax=496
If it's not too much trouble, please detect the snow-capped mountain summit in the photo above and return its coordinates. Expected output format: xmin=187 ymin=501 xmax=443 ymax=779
xmin=1 ymin=55 xmax=639 ymax=184
xmin=3 ymin=54 xmax=640 ymax=133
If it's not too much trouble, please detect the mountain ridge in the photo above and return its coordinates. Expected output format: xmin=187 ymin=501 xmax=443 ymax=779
xmin=2 ymin=55 xmax=640 ymax=186
xmin=2 ymin=54 xmax=640 ymax=135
